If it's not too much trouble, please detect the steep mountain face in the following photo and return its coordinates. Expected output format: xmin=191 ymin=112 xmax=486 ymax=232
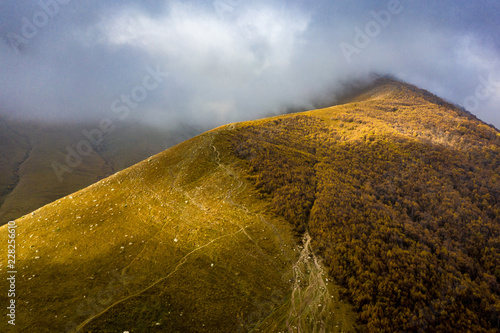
xmin=0 ymin=78 xmax=499 ymax=332
xmin=0 ymin=117 xmax=201 ymax=225
xmin=228 ymin=79 xmax=500 ymax=332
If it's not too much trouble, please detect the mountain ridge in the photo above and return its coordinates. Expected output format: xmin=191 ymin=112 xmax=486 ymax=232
xmin=1 ymin=78 xmax=499 ymax=332
xmin=226 ymin=78 xmax=500 ymax=331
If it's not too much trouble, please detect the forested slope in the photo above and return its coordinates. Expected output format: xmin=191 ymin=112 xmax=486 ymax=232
xmin=229 ymin=78 xmax=500 ymax=332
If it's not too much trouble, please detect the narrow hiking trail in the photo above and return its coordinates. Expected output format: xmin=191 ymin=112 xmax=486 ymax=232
xmin=74 ymin=132 xmax=356 ymax=332
xmin=75 ymin=133 xmax=295 ymax=332
xmin=75 ymin=227 xmax=246 ymax=332
xmin=211 ymin=132 xmax=357 ymax=333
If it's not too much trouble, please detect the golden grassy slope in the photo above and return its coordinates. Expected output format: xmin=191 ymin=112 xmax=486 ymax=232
xmin=0 ymin=124 xmax=358 ymax=332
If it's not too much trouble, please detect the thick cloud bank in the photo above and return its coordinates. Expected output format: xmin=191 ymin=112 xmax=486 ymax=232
xmin=0 ymin=0 xmax=499 ymax=127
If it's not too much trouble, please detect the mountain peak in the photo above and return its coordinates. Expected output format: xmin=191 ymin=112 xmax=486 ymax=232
xmin=1 ymin=80 xmax=499 ymax=332
xmin=306 ymin=77 xmax=499 ymax=150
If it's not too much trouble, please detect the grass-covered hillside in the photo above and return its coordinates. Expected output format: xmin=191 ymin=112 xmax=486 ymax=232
xmin=0 ymin=78 xmax=499 ymax=332
xmin=0 ymin=122 xmax=358 ymax=332
xmin=0 ymin=117 xmax=201 ymax=225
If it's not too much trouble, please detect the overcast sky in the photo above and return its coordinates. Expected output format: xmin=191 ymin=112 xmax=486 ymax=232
xmin=0 ymin=0 xmax=499 ymax=128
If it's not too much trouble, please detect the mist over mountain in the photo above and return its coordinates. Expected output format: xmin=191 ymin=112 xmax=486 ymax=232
xmin=0 ymin=0 xmax=499 ymax=129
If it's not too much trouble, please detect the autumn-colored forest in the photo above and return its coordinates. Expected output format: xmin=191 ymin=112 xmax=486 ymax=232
xmin=229 ymin=80 xmax=500 ymax=332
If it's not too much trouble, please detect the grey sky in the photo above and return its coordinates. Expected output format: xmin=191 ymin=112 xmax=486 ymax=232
xmin=0 ymin=0 xmax=499 ymax=128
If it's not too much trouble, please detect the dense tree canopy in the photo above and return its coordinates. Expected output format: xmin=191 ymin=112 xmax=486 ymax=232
xmin=230 ymin=83 xmax=500 ymax=332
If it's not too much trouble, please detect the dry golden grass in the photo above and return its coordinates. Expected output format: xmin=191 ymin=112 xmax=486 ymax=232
xmin=1 ymin=78 xmax=498 ymax=332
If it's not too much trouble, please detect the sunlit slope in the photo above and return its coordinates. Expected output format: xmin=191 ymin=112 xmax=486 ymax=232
xmin=227 ymin=78 xmax=500 ymax=332
xmin=310 ymin=78 xmax=498 ymax=148
xmin=0 ymin=126 xmax=358 ymax=332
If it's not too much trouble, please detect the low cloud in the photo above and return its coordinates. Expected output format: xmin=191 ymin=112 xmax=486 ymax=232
xmin=0 ymin=0 xmax=498 ymax=128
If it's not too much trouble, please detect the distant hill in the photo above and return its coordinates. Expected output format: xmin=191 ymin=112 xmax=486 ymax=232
xmin=0 ymin=117 xmax=202 ymax=224
xmin=1 ymin=78 xmax=499 ymax=332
